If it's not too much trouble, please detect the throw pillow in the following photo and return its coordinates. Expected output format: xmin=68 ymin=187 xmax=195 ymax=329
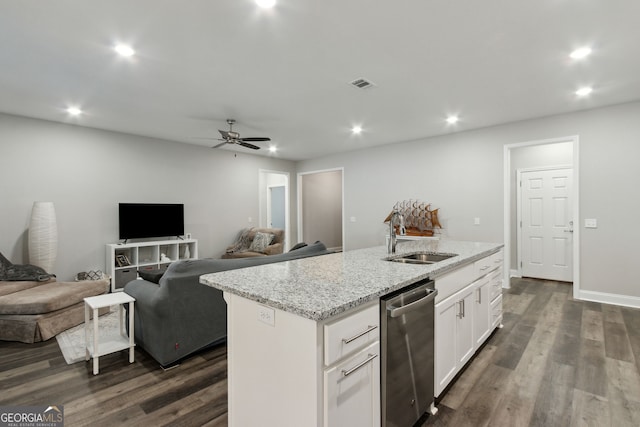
xmin=0 ymin=251 xmax=55 ymax=282
xmin=226 ymin=228 xmax=254 ymax=253
xmin=289 ymin=242 xmax=308 ymax=252
xmin=248 ymin=232 xmax=275 ymax=253
xmin=138 ymin=269 xmax=165 ymax=284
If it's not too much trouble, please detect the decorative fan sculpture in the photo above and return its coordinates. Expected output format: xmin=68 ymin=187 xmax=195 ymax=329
xmin=383 ymin=200 xmax=442 ymax=236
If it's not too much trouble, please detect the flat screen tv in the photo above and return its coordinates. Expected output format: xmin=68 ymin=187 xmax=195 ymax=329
xmin=119 ymin=203 xmax=184 ymax=240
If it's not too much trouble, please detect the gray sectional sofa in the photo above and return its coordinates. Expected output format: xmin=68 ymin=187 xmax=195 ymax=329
xmin=123 ymin=242 xmax=331 ymax=367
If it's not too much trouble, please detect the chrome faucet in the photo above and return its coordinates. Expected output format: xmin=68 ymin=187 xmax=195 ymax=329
xmin=388 ymin=210 xmax=406 ymax=254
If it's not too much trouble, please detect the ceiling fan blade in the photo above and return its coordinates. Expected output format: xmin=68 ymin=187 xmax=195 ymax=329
xmin=238 ymin=141 xmax=261 ymax=150
xmin=241 ymin=137 xmax=271 ymax=142
xmin=212 ymin=141 xmax=228 ymax=149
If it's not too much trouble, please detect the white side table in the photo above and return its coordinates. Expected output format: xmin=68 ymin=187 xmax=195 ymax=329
xmin=84 ymin=292 xmax=135 ymax=375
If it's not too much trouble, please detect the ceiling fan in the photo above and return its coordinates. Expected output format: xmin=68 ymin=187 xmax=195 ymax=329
xmin=212 ymin=119 xmax=271 ymax=150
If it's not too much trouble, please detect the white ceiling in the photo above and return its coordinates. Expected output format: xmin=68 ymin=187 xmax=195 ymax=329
xmin=1 ymin=1 xmax=639 ymax=161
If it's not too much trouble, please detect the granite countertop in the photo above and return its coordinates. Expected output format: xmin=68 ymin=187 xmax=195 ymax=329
xmin=200 ymin=239 xmax=503 ymax=322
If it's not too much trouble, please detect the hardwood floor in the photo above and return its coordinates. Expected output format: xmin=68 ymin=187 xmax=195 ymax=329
xmin=423 ymin=278 xmax=640 ymax=427
xmin=1 ymin=278 xmax=640 ymax=426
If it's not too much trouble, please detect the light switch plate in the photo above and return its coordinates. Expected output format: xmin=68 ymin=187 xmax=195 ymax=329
xmin=474 ymin=217 xmax=480 ymax=225
xmin=585 ymin=218 xmax=597 ymax=228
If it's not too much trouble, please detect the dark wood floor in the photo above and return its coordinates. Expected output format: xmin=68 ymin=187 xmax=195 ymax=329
xmin=2 ymin=278 xmax=640 ymax=426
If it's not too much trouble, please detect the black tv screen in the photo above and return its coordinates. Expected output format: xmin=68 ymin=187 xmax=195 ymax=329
xmin=119 ymin=203 xmax=184 ymax=240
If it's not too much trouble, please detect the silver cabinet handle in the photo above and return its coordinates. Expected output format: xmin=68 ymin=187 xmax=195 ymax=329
xmin=342 ymin=353 xmax=378 ymax=377
xmin=342 ymin=325 xmax=378 ymax=344
xmin=457 ymin=300 xmax=463 ymax=319
xmin=480 ymin=265 xmax=490 ymax=271
xmin=477 ymin=288 xmax=482 ymax=304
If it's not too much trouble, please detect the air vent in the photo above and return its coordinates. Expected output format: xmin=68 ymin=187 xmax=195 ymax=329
xmin=350 ymin=78 xmax=376 ymax=89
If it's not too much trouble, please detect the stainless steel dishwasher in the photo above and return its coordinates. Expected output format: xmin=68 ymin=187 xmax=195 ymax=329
xmin=381 ymin=278 xmax=437 ymax=427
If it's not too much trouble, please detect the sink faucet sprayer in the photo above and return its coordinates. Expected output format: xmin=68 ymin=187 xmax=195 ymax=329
xmin=388 ymin=210 xmax=406 ymax=254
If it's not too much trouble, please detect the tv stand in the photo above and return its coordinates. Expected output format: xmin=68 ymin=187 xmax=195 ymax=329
xmin=106 ymin=239 xmax=198 ymax=292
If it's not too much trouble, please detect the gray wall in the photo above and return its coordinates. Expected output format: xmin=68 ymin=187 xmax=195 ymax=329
xmin=297 ymin=101 xmax=640 ymax=301
xmin=0 ymin=113 xmax=297 ymax=281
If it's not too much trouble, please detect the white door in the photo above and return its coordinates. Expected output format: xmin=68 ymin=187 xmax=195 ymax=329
xmin=519 ymin=168 xmax=573 ymax=282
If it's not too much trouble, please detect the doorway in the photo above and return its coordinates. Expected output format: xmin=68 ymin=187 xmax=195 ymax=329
xmin=298 ymin=168 xmax=344 ymax=251
xmin=503 ymin=136 xmax=579 ymax=298
xmin=259 ymin=170 xmax=290 ymax=251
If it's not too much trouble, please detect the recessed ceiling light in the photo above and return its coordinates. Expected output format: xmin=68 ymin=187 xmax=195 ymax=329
xmin=256 ymin=0 xmax=276 ymax=8
xmin=269 ymin=146 xmax=277 ymax=153
xmin=575 ymin=87 xmax=593 ymax=97
xmin=351 ymin=125 xmax=362 ymax=135
xmin=446 ymin=116 xmax=459 ymax=124
xmin=114 ymin=44 xmax=135 ymax=57
xmin=66 ymin=107 xmax=82 ymax=116
xmin=570 ymin=47 xmax=592 ymax=60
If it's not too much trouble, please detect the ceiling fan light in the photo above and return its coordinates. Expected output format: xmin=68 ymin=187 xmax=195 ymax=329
xmin=446 ymin=115 xmax=459 ymax=124
xmin=66 ymin=107 xmax=82 ymax=116
xmin=351 ymin=125 xmax=362 ymax=134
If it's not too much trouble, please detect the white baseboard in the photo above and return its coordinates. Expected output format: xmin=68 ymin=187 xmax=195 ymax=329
xmin=577 ymin=289 xmax=640 ymax=309
xmin=509 ymin=269 xmax=521 ymax=278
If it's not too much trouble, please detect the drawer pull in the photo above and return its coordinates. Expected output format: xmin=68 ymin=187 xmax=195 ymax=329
xmin=342 ymin=325 xmax=378 ymax=344
xmin=480 ymin=266 xmax=490 ymax=271
xmin=342 ymin=353 xmax=378 ymax=377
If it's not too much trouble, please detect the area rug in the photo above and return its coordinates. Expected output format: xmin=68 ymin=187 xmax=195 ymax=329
xmin=56 ymin=308 xmax=121 ymax=364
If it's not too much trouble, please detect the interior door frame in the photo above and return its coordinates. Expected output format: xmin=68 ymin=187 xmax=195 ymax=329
xmin=259 ymin=169 xmax=290 ymax=251
xmin=503 ymin=135 xmax=580 ymax=299
xmin=297 ymin=167 xmax=345 ymax=250
xmin=516 ymin=165 xmax=573 ymax=279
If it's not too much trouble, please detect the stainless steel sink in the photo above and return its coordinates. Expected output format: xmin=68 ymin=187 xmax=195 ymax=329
xmin=386 ymin=252 xmax=457 ymax=265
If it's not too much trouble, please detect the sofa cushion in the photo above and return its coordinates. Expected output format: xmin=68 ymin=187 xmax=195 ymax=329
xmin=0 ymin=279 xmax=55 ymax=297
xmin=138 ymin=269 xmax=165 ymax=284
xmin=0 ymin=278 xmax=109 ymax=315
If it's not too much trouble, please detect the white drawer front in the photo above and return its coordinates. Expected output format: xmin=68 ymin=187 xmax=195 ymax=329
xmin=324 ymin=304 xmax=379 ymax=366
xmin=474 ymin=249 xmax=504 ymax=279
xmin=491 ymin=295 xmax=503 ymax=328
xmin=434 ymin=263 xmax=475 ymax=303
xmin=489 ymin=269 xmax=503 ymax=301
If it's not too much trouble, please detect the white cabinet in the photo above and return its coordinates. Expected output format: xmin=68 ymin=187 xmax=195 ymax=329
xmin=434 ymin=249 xmax=504 ymax=397
xmin=473 ymin=276 xmax=491 ymax=348
xmin=435 ymin=283 xmax=475 ymax=396
xmin=106 ymin=239 xmax=198 ymax=292
xmin=324 ymin=341 xmax=380 ymax=427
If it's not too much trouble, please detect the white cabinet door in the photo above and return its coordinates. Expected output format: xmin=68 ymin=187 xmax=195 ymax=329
xmin=435 ymin=283 xmax=475 ymax=397
xmin=456 ymin=285 xmax=475 ymax=368
xmin=473 ymin=277 xmax=491 ymax=348
xmin=325 ymin=341 xmax=380 ymax=427
xmin=435 ymin=295 xmax=458 ymax=396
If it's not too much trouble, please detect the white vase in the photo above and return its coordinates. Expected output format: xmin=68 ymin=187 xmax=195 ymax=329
xmin=28 ymin=201 xmax=58 ymax=273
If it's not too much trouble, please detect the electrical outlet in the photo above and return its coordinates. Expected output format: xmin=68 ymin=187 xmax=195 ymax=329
xmin=248 ymin=217 xmax=253 ymax=223
xmin=257 ymin=305 xmax=275 ymax=326
xmin=350 ymin=216 xmax=357 ymax=222
xmin=585 ymin=218 xmax=597 ymax=228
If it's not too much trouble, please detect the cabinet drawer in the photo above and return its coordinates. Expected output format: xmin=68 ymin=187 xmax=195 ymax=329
xmin=324 ymin=304 xmax=379 ymax=366
xmin=474 ymin=249 xmax=504 ymax=279
xmin=491 ymin=295 xmax=503 ymax=328
xmin=434 ymin=263 xmax=475 ymax=303
xmin=324 ymin=341 xmax=380 ymax=427
xmin=489 ymin=270 xmax=503 ymax=301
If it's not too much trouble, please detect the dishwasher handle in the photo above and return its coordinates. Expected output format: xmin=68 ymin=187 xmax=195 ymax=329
xmin=388 ymin=289 xmax=437 ymax=318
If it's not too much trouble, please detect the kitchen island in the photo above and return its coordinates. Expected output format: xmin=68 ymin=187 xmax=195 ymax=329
xmin=200 ymin=239 xmax=504 ymax=427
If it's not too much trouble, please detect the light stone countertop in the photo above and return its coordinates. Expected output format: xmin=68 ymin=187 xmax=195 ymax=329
xmin=200 ymin=239 xmax=503 ymax=322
